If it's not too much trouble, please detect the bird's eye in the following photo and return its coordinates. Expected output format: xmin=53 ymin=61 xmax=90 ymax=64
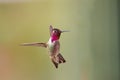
xmin=54 ymin=30 xmax=57 ymax=33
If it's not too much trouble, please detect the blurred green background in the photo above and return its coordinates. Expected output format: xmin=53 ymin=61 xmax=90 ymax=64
xmin=0 ymin=0 xmax=119 ymax=80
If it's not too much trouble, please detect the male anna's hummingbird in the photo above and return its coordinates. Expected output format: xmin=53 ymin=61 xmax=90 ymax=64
xmin=21 ymin=25 xmax=69 ymax=68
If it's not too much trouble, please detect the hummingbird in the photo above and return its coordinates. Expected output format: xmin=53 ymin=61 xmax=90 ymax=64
xmin=21 ymin=25 xmax=69 ymax=68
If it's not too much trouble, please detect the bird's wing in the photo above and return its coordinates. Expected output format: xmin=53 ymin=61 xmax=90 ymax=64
xmin=20 ymin=42 xmax=47 ymax=48
xmin=49 ymin=25 xmax=53 ymax=36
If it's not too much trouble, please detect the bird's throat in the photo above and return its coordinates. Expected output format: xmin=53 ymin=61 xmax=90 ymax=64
xmin=51 ymin=35 xmax=59 ymax=42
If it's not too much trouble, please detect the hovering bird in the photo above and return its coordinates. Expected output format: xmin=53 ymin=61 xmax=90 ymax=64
xmin=21 ymin=25 xmax=69 ymax=68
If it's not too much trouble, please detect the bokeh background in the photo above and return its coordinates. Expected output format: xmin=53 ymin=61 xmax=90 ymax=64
xmin=0 ymin=0 xmax=119 ymax=80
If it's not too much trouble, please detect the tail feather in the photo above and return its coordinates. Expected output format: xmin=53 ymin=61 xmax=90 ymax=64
xmin=51 ymin=57 xmax=58 ymax=68
xmin=51 ymin=53 xmax=66 ymax=68
xmin=57 ymin=54 xmax=66 ymax=63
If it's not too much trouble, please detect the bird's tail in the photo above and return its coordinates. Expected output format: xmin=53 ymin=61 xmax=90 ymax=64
xmin=51 ymin=53 xmax=66 ymax=68
xmin=57 ymin=54 xmax=66 ymax=63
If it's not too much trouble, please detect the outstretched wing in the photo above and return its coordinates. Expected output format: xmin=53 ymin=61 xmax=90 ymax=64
xmin=49 ymin=25 xmax=53 ymax=36
xmin=20 ymin=42 xmax=47 ymax=48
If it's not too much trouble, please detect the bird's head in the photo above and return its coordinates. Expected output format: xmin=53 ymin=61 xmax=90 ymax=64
xmin=50 ymin=25 xmax=69 ymax=42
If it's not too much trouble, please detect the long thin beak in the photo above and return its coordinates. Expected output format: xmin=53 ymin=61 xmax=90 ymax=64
xmin=61 ymin=30 xmax=70 ymax=33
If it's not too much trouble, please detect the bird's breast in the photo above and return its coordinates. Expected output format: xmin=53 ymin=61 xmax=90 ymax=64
xmin=47 ymin=38 xmax=60 ymax=56
xmin=47 ymin=38 xmax=55 ymax=52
